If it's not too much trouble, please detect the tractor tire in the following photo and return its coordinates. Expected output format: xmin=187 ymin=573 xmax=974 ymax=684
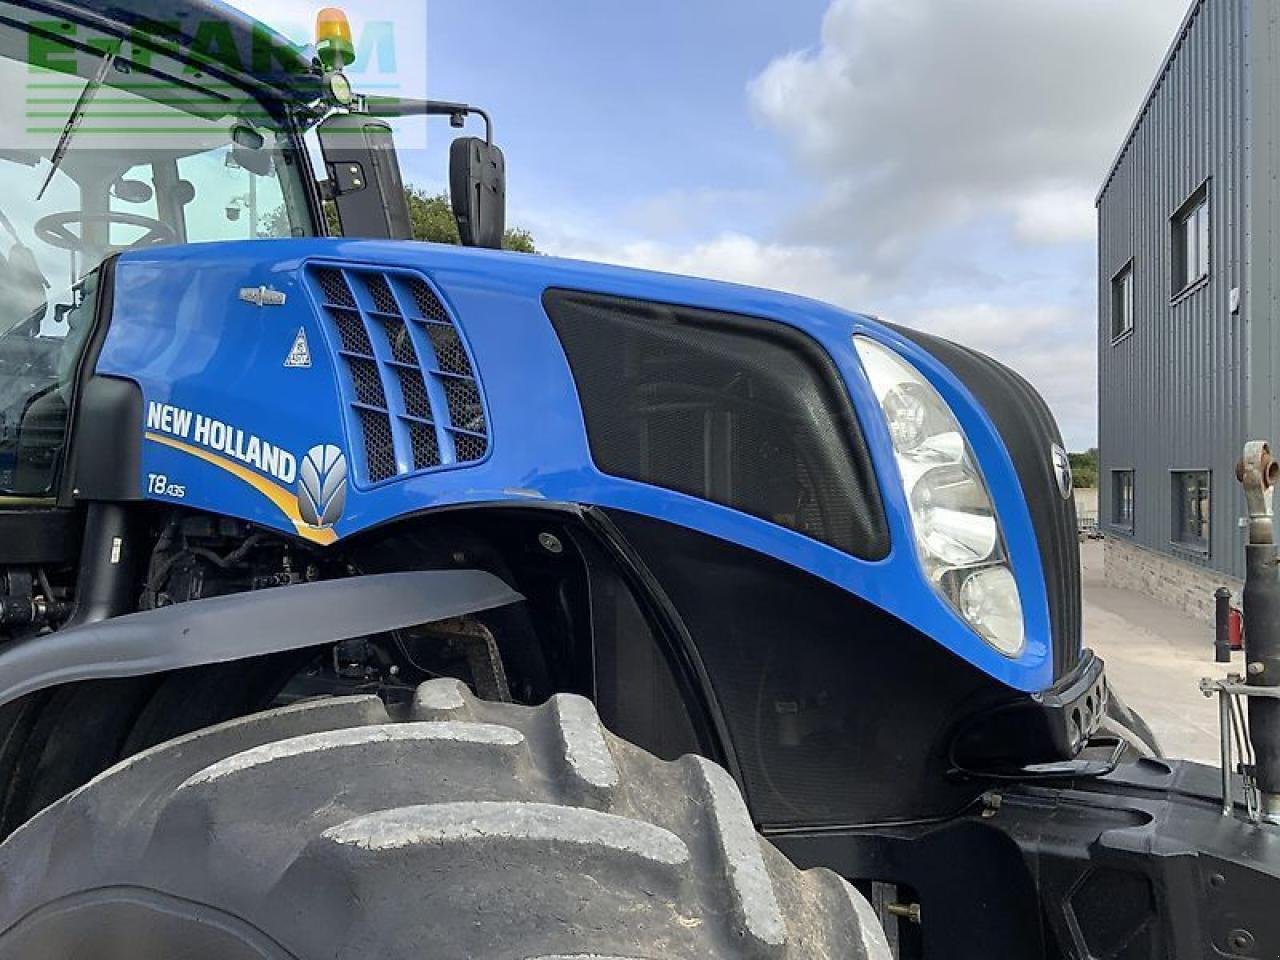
xmin=0 ymin=679 xmax=891 ymax=960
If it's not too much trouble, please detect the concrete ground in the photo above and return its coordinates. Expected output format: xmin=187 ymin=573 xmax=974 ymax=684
xmin=1082 ymin=540 xmax=1226 ymax=765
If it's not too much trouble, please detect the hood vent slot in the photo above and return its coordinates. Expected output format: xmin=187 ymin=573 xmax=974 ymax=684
xmin=306 ymin=265 xmax=489 ymax=485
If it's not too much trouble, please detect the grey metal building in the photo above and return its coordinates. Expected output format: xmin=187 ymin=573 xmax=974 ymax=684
xmin=1096 ymin=0 xmax=1280 ymax=615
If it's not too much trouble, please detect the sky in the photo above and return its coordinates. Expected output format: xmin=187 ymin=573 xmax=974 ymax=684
xmin=245 ymin=0 xmax=1193 ymax=450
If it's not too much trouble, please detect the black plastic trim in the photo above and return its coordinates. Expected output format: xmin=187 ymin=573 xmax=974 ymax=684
xmin=66 ymin=377 xmax=145 ymax=502
xmin=770 ymin=757 xmax=1280 ymax=959
xmin=580 ymin=507 xmax=741 ymax=787
xmin=0 ymin=570 xmax=522 ymax=708
xmin=0 ymin=510 xmax=80 ymax=566
xmin=59 ymin=256 xmax=122 ymax=507
xmin=951 ymin=650 xmax=1108 ymax=770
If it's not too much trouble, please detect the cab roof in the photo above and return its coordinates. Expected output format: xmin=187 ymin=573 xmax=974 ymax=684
xmin=39 ymin=0 xmax=321 ymax=99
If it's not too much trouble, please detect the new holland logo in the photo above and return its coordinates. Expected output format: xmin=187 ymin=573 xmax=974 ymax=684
xmin=285 ymin=329 xmax=312 ymax=369
xmin=297 ymin=445 xmax=348 ymax=529
xmin=239 ymin=285 xmax=287 ymax=307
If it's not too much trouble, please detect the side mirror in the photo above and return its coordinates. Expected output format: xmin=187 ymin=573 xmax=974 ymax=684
xmin=450 ymin=137 xmax=506 ymax=249
xmin=317 ymin=114 xmax=413 ymax=240
xmin=230 ymin=124 xmax=274 ymax=177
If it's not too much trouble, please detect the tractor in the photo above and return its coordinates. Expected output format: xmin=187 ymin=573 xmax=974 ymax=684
xmin=0 ymin=2 xmax=1276 ymax=957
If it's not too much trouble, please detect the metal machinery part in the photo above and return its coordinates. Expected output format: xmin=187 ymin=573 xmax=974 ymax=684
xmin=1202 ymin=442 xmax=1280 ymax=824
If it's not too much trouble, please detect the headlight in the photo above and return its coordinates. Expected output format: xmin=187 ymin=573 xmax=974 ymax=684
xmin=855 ymin=336 xmax=1024 ymax=656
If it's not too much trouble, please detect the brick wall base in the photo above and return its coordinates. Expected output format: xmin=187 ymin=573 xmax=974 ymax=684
xmin=1103 ymin=536 xmax=1241 ymax=623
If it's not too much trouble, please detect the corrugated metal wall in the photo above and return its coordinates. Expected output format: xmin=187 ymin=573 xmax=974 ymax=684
xmin=1097 ymin=0 xmax=1248 ymax=579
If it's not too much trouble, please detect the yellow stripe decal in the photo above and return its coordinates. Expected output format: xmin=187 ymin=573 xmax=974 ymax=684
xmin=145 ymin=432 xmax=338 ymax=546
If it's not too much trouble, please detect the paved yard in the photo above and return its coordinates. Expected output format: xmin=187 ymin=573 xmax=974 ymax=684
xmin=1082 ymin=540 xmax=1226 ymax=765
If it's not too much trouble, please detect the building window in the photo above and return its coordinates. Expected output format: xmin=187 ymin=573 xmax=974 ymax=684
xmin=1172 ymin=184 xmax=1210 ymax=295
xmin=1111 ymin=470 xmax=1134 ymax=530
xmin=1171 ymin=470 xmax=1210 ymax=552
xmin=1111 ymin=262 xmax=1134 ymax=340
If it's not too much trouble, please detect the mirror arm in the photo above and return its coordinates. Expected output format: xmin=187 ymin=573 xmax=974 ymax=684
xmin=359 ymin=96 xmax=494 ymax=145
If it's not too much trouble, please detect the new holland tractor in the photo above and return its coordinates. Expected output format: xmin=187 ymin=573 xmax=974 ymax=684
xmin=0 ymin=2 xmax=1276 ymax=958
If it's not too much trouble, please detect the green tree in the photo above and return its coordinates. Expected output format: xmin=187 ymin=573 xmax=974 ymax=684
xmin=501 ymin=227 xmax=537 ymax=254
xmin=405 ymin=187 xmax=460 ymax=244
xmin=403 ymin=187 xmax=537 ymax=252
xmin=1068 ymin=448 xmax=1099 ymax=489
xmin=266 ymin=186 xmax=537 ymax=252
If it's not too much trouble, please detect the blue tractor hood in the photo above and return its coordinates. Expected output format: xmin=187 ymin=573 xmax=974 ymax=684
xmin=93 ymin=238 xmax=1070 ymax=693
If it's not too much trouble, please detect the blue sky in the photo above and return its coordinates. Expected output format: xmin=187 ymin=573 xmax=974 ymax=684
xmin=250 ymin=0 xmax=1192 ymax=450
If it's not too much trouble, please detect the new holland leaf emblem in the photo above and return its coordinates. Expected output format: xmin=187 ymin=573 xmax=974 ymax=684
xmin=297 ymin=445 xmax=348 ymax=529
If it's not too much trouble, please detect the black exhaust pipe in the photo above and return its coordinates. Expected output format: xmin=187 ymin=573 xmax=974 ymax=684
xmin=1238 ymin=441 xmax=1280 ymax=824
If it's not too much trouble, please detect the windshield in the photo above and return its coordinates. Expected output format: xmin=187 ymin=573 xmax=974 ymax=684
xmin=0 ymin=5 xmax=316 ymax=496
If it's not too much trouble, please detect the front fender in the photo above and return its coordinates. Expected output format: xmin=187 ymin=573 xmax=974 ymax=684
xmin=0 ymin=570 xmax=521 ymax=708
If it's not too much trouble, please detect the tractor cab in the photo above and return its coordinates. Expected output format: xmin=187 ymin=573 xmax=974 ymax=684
xmin=0 ymin=2 xmax=322 ymax=498
xmin=1 ymin=4 xmax=1279 ymax=957
xmin=0 ymin=2 xmax=497 ymax=504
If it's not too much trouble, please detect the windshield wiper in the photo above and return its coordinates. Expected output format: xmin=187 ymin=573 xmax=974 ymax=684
xmin=36 ymin=52 xmax=116 ymax=201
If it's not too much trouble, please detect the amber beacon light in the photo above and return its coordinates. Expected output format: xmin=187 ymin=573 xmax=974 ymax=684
xmin=316 ymin=7 xmax=356 ymax=70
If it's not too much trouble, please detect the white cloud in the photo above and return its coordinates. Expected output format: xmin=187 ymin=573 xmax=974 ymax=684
xmin=886 ymin=303 xmax=1098 ymax=448
xmin=1012 ymin=185 xmax=1098 ymax=245
xmin=525 ymin=189 xmax=1099 ymax=446
xmin=907 ymin=303 xmax=1075 ymax=355
xmin=538 ymin=225 xmax=872 ymax=308
xmin=621 ymin=187 xmax=773 ymax=239
xmin=735 ymin=0 xmax=1186 ymax=445
xmin=749 ymin=0 xmax=1186 ymax=261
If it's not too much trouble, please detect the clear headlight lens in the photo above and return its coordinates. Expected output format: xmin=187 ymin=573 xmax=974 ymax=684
xmin=957 ymin=566 xmax=1024 ymax=655
xmin=855 ymin=336 xmax=1025 ymax=657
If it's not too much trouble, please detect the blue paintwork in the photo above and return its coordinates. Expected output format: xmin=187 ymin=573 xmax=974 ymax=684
xmin=96 ymin=239 xmax=1056 ymax=692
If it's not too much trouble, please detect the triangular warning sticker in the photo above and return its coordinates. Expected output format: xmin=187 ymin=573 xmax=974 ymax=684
xmin=285 ymin=329 xmax=312 ymax=368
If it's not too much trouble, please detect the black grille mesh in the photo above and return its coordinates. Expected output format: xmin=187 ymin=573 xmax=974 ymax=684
xmin=329 ymin=307 xmax=374 ymax=356
xmin=409 ymin=421 xmax=442 ymax=471
xmin=381 ymin=318 xmax=419 ymax=366
xmin=315 ymin=268 xmax=355 ymax=307
xmin=365 ymin=273 xmax=400 ymax=315
xmin=358 ymin=407 xmax=397 ymax=483
xmin=347 ymin=357 xmax=386 ymax=408
xmin=544 ymin=290 xmax=889 ymax=559
xmin=397 ymin=368 xmax=432 ymax=421
xmin=426 ymin=325 xmax=471 ymax=377
xmin=453 ymin=432 xmax=488 ymax=462
xmin=441 ymin=377 xmax=485 ymax=434
xmin=409 ymin=278 xmax=451 ymax=322
xmin=307 ymin=265 xmax=490 ymax=484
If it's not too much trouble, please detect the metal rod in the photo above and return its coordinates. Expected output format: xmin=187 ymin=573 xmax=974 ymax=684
xmin=1216 ymin=587 xmax=1233 ymax=663
xmin=1220 ymin=688 xmax=1234 ymax=816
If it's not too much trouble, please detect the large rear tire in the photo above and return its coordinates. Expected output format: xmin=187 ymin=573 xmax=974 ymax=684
xmin=0 ymin=679 xmax=890 ymax=960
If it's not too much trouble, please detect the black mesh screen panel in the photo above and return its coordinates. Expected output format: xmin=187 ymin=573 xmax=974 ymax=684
xmin=358 ymin=408 xmax=396 ymax=482
xmin=408 ymin=421 xmax=441 ymax=470
xmin=544 ymin=290 xmax=888 ymax=560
